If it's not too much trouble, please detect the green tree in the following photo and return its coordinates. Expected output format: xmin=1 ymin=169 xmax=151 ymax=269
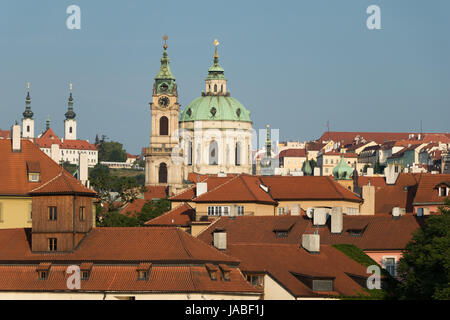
xmin=394 ymin=198 xmax=450 ymax=300
xmin=61 ymin=161 xmax=78 ymax=175
xmin=97 ymin=136 xmax=127 ymax=162
xmin=136 ymin=199 xmax=171 ymax=226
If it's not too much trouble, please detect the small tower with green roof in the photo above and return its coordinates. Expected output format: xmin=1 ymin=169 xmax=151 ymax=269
xmin=332 ymin=154 xmax=355 ymax=191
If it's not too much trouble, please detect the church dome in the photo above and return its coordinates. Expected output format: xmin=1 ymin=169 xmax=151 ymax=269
xmin=180 ymin=40 xmax=251 ymax=123
xmin=180 ymin=95 xmax=251 ymax=122
xmin=332 ymin=156 xmax=354 ymax=180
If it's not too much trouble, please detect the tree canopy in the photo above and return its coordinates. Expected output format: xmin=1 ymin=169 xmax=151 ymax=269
xmin=96 ymin=135 xmax=127 ymax=162
xmin=394 ymin=199 xmax=450 ymax=299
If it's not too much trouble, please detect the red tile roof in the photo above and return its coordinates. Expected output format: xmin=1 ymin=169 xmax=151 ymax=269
xmin=198 ymin=215 xmax=423 ymax=252
xmin=260 ymin=176 xmax=361 ymax=202
xmin=29 ymin=170 xmax=96 ymax=196
xmin=34 ymin=128 xmax=96 ymax=150
xmin=0 ymin=227 xmax=239 ymax=264
xmin=322 ymin=151 xmax=358 ymax=158
xmin=413 ymin=174 xmax=450 ymax=205
xmin=193 ymin=175 xmax=276 ymax=205
xmin=227 ymin=243 xmax=369 ymax=298
xmin=358 ymin=176 xmax=387 ymax=188
xmin=319 ymin=131 xmax=450 ymax=145
xmin=278 ymin=149 xmax=307 ymax=158
xmin=0 ymin=129 xmax=11 ymax=139
xmin=144 ymin=186 xmax=168 ymax=200
xmin=145 ymin=202 xmax=195 ymax=226
xmin=375 ymin=173 xmax=421 ymax=213
xmin=120 ymin=198 xmax=146 ymax=217
xmin=0 ymin=139 xmax=72 ymax=196
xmin=170 ymin=176 xmax=234 ymax=202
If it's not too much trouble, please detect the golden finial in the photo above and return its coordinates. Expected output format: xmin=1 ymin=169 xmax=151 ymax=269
xmin=70 ymin=82 xmax=72 ymax=92
xmin=213 ymin=38 xmax=220 ymax=59
xmin=163 ymin=35 xmax=168 ymax=49
xmin=27 ymin=82 xmax=30 ymax=91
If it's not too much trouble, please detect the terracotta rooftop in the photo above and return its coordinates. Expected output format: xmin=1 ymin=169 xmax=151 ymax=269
xmin=358 ymin=176 xmax=387 ymax=188
xmin=34 ymin=128 xmax=96 ymax=150
xmin=0 ymin=139 xmax=74 ymax=196
xmin=29 ymin=170 xmax=96 ymax=196
xmin=145 ymin=202 xmax=195 ymax=227
xmin=319 ymin=131 xmax=450 ymax=145
xmin=0 ymin=129 xmax=11 ymax=139
xmin=413 ymin=174 xmax=450 ymax=205
xmin=278 ymin=149 xmax=307 ymax=158
xmin=375 ymin=173 xmax=421 ymax=213
xmin=143 ymin=186 xmax=168 ymax=200
xmin=0 ymin=227 xmax=239 ymax=264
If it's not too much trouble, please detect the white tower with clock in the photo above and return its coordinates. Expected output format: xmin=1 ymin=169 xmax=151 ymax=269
xmin=144 ymin=37 xmax=183 ymax=191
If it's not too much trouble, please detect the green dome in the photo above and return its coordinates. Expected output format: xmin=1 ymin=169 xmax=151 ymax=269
xmin=332 ymin=156 xmax=354 ymax=180
xmin=180 ymin=95 xmax=251 ymax=122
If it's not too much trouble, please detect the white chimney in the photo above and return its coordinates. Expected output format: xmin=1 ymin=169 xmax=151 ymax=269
xmin=313 ymin=208 xmax=329 ymax=226
xmin=11 ymin=123 xmax=21 ymax=152
xmin=230 ymin=204 xmax=238 ymax=217
xmin=213 ymin=229 xmax=227 ymax=250
xmin=366 ymin=167 xmax=373 ymax=177
xmin=302 ymin=233 xmax=320 ymax=253
xmin=314 ymin=167 xmax=321 ymax=176
xmin=196 ymin=182 xmax=208 ymax=197
xmin=384 ymin=164 xmax=400 ymax=185
xmin=50 ymin=143 xmax=60 ymax=164
xmin=291 ymin=204 xmax=301 ymax=216
xmin=79 ymin=152 xmax=89 ymax=187
xmin=331 ymin=207 xmax=343 ymax=234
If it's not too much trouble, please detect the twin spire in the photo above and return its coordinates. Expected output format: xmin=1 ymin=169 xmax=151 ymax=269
xmin=22 ymin=82 xmax=76 ymax=125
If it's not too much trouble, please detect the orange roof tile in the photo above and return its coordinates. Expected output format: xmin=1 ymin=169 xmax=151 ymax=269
xmin=413 ymin=174 xmax=450 ymax=204
xmin=143 ymin=186 xmax=168 ymax=200
xmin=0 ymin=139 xmax=72 ymax=195
xmin=29 ymin=170 xmax=96 ymax=196
xmin=145 ymin=202 xmax=195 ymax=226
xmin=278 ymin=149 xmax=307 ymax=158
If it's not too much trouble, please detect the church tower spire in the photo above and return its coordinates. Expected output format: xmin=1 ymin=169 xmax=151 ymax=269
xmin=145 ymin=35 xmax=183 ymax=190
xmin=22 ymin=82 xmax=35 ymax=139
xmin=205 ymin=39 xmax=227 ymax=95
xmin=64 ymin=83 xmax=77 ymax=140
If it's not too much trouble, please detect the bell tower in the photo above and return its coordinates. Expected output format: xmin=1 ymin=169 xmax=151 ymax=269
xmin=22 ymin=82 xmax=35 ymax=139
xmin=145 ymin=36 xmax=183 ymax=191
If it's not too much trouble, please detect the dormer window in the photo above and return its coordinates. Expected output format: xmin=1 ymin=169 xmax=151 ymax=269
xmin=205 ymin=264 xmax=219 ymax=281
xmin=37 ymin=262 xmax=51 ymax=280
xmin=26 ymin=161 xmax=40 ymax=182
xmin=136 ymin=263 xmax=151 ymax=281
xmin=80 ymin=262 xmax=93 ymax=280
xmin=293 ymin=273 xmax=335 ymax=292
xmin=273 ymin=220 xmax=295 ymax=238
xmin=219 ymin=264 xmax=231 ymax=282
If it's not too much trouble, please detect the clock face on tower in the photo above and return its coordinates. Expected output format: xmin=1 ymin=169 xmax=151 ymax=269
xmin=158 ymin=96 xmax=169 ymax=107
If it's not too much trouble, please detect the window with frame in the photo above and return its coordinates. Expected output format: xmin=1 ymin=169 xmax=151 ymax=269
xmin=277 ymin=207 xmax=285 ymax=215
xmin=48 ymin=206 xmax=57 ymax=220
xmin=384 ymin=258 xmax=397 ymax=277
xmin=28 ymin=173 xmax=40 ymax=182
xmin=81 ymin=271 xmax=90 ymax=280
xmin=79 ymin=206 xmax=85 ymax=221
xmin=48 ymin=238 xmax=57 ymax=251
xmin=39 ymin=271 xmax=48 ymax=280
xmin=137 ymin=270 xmax=148 ymax=281
xmin=312 ymin=279 xmax=334 ymax=292
xmin=237 ymin=206 xmax=244 ymax=216
xmin=246 ymin=274 xmax=264 ymax=287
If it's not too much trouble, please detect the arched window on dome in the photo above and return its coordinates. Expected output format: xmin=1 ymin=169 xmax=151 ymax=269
xmin=214 ymin=84 xmax=217 ymax=93
xmin=209 ymin=140 xmax=218 ymax=165
xmin=160 ymin=116 xmax=168 ymax=136
xmin=235 ymin=142 xmax=241 ymax=166
xmin=158 ymin=162 xmax=167 ymax=183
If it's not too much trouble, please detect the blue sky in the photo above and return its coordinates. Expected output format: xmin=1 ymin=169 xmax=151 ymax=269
xmin=1 ymin=0 xmax=449 ymax=154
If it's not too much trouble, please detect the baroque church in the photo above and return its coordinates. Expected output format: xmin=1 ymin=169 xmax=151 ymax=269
xmin=144 ymin=38 xmax=253 ymax=193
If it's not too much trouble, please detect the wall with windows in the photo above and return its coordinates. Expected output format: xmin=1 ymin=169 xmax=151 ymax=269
xmin=194 ymin=202 xmax=275 ymax=220
xmin=0 ymin=197 xmax=32 ymax=229
xmin=364 ymin=251 xmax=402 ymax=278
xmin=276 ymin=200 xmax=361 ymax=216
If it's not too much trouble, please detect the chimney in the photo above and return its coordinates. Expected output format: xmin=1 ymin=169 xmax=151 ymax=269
xmin=213 ymin=228 xmax=227 ymax=250
xmin=360 ymin=185 xmax=375 ymax=215
xmin=384 ymin=163 xmax=399 ymax=185
xmin=290 ymin=204 xmax=301 ymax=216
xmin=302 ymin=233 xmax=320 ymax=253
xmin=366 ymin=167 xmax=373 ymax=177
xmin=313 ymin=208 xmax=328 ymax=226
xmin=392 ymin=207 xmax=405 ymax=219
xmin=79 ymin=152 xmax=89 ymax=187
xmin=196 ymin=182 xmax=208 ymax=197
xmin=50 ymin=143 xmax=60 ymax=164
xmin=11 ymin=123 xmax=21 ymax=152
xmin=230 ymin=204 xmax=238 ymax=218
xmin=314 ymin=167 xmax=321 ymax=176
xmin=331 ymin=207 xmax=343 ymax=233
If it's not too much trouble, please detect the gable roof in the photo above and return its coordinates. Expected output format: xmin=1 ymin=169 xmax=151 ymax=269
xmin=319 ymin=131 xmax=450 ymax=145
xmin=413 ymin=174 xmax=450 ymax=205
xmin=29 ymin=170 xmax=96 ymax=196
xmin=375 ymin=173 xmax=421 ymax=213
xmin=35 ymin=128 xmax=96 ymax=151
xmin=145 ymin=202 xmax=195 ymax=226
xmin=0 ymin=139 xmax=71 ymax=196
xmin=260 ymin=176 xmax=361 ymax=202
xmin=278 ymin=149 xmax=307 ymax=158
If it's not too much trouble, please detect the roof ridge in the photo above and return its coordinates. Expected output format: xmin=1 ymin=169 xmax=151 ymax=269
xmin=239 ymin=175 xmax=259 ymax=201
xmin=147 ymin=202 xmax=191 ymax=223
xmin=29 ymin=169 xmax=64 ymax=193
xmin=175 ymin=228 xmax=193 ymax=259
xmin=193 ymin=175 xmax=240 ymax=201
